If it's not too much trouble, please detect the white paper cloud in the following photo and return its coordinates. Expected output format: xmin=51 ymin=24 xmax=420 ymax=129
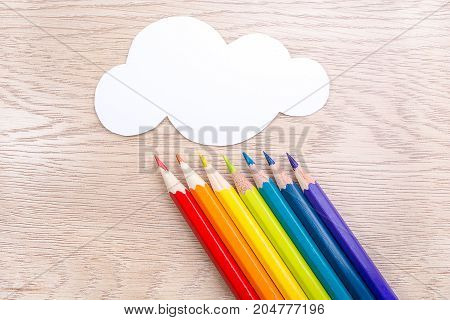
xmin=95 ymin=16 xmax=329 ymax=146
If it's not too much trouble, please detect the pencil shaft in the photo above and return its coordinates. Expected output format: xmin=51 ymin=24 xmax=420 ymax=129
xmin=170 ymin=190 xmax=259 ymax=300
xmin=258 ymin=179 xmax=352 ymax=300
xmin=304 ymin=183 xmax=398 ymax=300
xmin=281 ymin=183 xmax=374 ymax=300
xmin=190 ymin=183 xmax=283 ymax=300
xmin=239 ymin=185 xmax=329 ymax=300
xmin=215 ymin=187 xmax=306 ymax=300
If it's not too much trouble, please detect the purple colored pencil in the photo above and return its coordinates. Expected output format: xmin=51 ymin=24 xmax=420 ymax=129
xmin=287 ymin=153 xmax=398 ymax=300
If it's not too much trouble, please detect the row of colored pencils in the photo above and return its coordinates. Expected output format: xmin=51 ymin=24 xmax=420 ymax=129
xmin=155 ymin=152 xmax=397 ymax=300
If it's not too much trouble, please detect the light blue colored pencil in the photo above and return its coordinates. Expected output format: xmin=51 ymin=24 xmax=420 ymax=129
xmin=242 ymin=152 xmax=352 ymax=300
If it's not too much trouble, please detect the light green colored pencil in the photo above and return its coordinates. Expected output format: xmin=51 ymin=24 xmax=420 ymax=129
xmin=223 ymin=155 xmax=330 ymax=300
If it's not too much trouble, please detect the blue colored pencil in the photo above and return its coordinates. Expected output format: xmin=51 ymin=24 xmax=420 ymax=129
xmin=287 ymin=153 xmax=398 ymax=300
xmin=263 ymin=152 xmax=374 ymax=300
xmin=242 ymin=152 xmax=352 ymax=300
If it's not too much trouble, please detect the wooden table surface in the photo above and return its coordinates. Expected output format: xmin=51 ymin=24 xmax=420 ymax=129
xmin=1 ymin=0 xmax=449 ymax=300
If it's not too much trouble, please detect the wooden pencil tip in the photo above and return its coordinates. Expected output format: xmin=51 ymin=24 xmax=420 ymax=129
xmin=154 ymin=155 xmax=168 ymax=171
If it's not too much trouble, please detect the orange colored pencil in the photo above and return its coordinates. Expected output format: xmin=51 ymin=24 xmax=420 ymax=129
xmin=177 ymin=154 xmax=284 ymax=300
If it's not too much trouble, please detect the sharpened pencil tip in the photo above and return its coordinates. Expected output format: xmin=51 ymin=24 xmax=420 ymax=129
xmin=286 ymin=153 xmax=299 ymax=169
xmin=223 ymin=155 xmax=236 ymax=173
xmin=154 ymin=155 xmax=168 ymax=171
xmin=199 ymin=154 xmax=208 ymax=168
xmin=242 ymin=152 xmax=255 ymax=166
xmin=176 ymin=154 xmax=184 ymax=164
xmin=263 ymin=151 xmax=275 ymax=166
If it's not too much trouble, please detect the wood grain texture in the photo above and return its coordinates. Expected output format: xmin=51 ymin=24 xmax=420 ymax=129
xmin=1 ymin=0 xmax=449 ymax=299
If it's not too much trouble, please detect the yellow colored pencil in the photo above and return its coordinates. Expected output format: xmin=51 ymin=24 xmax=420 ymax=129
xmin=200 ymin=155 xmax=307 ymax=300
xmin=224 ymin=155 xmax=330 ymax=300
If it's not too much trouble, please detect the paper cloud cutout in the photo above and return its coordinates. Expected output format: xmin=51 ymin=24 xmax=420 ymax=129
xmin=95 ymin=16 xmax=329 ymax=146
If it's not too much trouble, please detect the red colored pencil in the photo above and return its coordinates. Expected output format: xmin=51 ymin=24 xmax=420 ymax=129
xmin=155 ymin=155 xmax=259 ymax=300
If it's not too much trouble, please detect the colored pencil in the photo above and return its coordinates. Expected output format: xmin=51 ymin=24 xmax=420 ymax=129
xmin=242 ymin=152 xmax=352 ymax=300
xmin=176 ymin=154 xmax=283 ymax=300
xmin=155 ymin=155 xmax=259 ymax=300
xmin=224 ymin=156 xmax=328 ymax=300
xmin=287 ymin=153 xmax=398 ymax=300
xmin=200 ymin=155 xmax=306 ymax=300
xmin=263 ymin=152 xmax=374 ymax=300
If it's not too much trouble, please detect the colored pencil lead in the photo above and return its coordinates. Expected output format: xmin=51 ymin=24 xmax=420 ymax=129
xmin=286 ymin=154 xmax=315 ymax=190
xmin=154 ymin=155 xmax=168 ymax=171
xmin=199 ymin=154 xmax=208 ymax=168
xmin=263 ymin=151 xmax=275 ymax=165
xmin=242 ymin=152 xmax=255 ymax=166
xmin=176 ymin=153 xmax=184 ymax=164
xmin=223 ymin=155 xmax=236 ymax=173
xmin=286 ymin=153 xmax=299 ymax=169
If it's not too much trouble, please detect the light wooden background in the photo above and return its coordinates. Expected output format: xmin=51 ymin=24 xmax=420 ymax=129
xmin=1 ymin=0 xmax=449 ymax=300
